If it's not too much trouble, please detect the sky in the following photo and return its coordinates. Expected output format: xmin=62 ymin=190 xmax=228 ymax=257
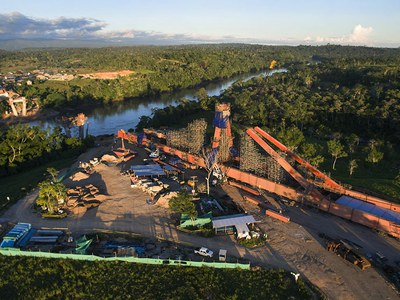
xmin=1 ymin=0 xmax=399 ymax=47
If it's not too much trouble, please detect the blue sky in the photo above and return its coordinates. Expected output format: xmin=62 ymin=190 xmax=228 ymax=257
xmin=1 ymin=0 xmax=399 ymax=47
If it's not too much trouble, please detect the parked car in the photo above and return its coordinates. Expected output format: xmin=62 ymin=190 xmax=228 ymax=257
xmin=219 ymin=249 xmax=227 ymax=262
xmin=194 ymin=247 xmax=213 ymax=258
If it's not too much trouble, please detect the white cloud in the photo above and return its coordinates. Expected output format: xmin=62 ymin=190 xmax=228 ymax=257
xmin=0 ymin=12 xmax=217 ymax=44
xmin=304 ymin=24 xmax=374 ymax=45
xmin=0 ymin=12 xmax=271 ymax=46
xmin=0 ymin=12 xmax=107 ymax=40
xmin=303 ymin=36 xmax=312 ymax=42
xmin=0 ymin=13 xmax=383 ymax=48
xmin=349 ymin=24 xmax=373 ymax=43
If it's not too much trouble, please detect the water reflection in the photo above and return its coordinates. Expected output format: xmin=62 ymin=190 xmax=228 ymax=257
xmin=31 ymin=69 xmax=286 ymax=136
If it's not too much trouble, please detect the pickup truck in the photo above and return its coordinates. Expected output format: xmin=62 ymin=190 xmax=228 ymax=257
xmin=194 ymin=247 xmax=213 ymax=258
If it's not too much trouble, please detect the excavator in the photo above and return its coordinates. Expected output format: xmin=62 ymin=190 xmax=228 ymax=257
xmin=326 ymin=239 xmax=371 ymax=270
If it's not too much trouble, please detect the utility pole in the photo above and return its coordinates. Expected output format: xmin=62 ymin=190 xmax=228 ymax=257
xmin=190 ymin=175 xmax=198 ymax=195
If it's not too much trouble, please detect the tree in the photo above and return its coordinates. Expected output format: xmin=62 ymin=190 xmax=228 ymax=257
xmin=327 ymin=139 xmax=348 ymax=170
xmin=277 ymin=125 xmax=304 ymax=151
xmin=394 ymin=172 xmax=400 ymax=186
xmin=47 ymin=167 xmax=59 ymax=182
xmin=300 ymin=143 xmax=324 ymax=167
xmin=348 ymin=159 xmax=358 ymax=176
xmin=366 ymin=147 xmax=384 ymax=164
xmin=201 ymin=148 xmax=218 ymax=195
xmin=1 ymin=124 xmax=37 ymax=166
xmin=169 ymin=190 xmax=197 ymax=224
xmin=44 ymin=92 xmax=67 ymax=107
xmin=36 ymin=168 xmax=66 ymax=214
xmin=345 ymin=134 xmax=360 ymax=156
xmin=367 ymin=139 xmax=383 ymax=149
xmin=364 ymin=139 xmax=384 ymax=164
xmin=196 ymin=87 xmax=211 ymax=110
xmin=304 ymin=72 xmax=314 ymax=88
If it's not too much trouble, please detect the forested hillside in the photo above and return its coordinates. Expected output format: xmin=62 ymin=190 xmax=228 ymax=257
xmin=2 ymin=44 xmax=399 ymax=108
xmin=1 ymin=44 xmax=281 ymax=107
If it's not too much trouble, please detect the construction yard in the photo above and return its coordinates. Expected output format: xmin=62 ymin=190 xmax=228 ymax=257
xmin=0 ymin=134 xmax=399 ymax=300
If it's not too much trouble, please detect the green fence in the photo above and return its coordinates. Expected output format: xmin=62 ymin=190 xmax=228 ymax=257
xmin=0 ymin=248 xmax=250 ymax=270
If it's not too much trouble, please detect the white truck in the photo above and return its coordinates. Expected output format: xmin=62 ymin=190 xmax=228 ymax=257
xmin=149 ymin=149 xmax=159 ymax=158
xmin=218 ymin=249 xmax=227 ymax=262
xmin=194 ymin=247 xmax=213 ymax=258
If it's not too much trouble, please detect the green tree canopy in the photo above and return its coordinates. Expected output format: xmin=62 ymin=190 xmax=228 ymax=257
xmin=366 ymin=147 xmax=384 ymax=164
xmin=36 ymin=168 xmax=66 ymax=214
xmin=277 ymin=125 xmax=304 ymax=151
xmin=196 ymin=88 xmax=212 ymax=110
xmin=348 ymin=159 xmax=358 ymax=176
xmin=345 ymin=134 xmax=360 ymax=156
xmin=169 ymin=189 xmax=197 ymax=222
xmin=299 ymin=143 xmax=324 ymax=167
xmin=327 ymin=139 xmax=348 ymax=170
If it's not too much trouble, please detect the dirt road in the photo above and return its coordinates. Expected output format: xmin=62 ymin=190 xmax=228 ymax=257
xmin=1 ymin=148 xmax=399 ymax=300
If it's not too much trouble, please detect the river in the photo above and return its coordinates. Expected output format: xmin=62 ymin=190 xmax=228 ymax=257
xmin=31 ymin=69 xmax=286 ymax=136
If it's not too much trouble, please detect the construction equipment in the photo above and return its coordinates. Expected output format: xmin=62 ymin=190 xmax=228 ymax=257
xmin=143 ymin=128 xmax=167 ymax=139
xmin=212 ymin=165 xmax=223 ymax=180
xmin=149 ymin=149 xmax=160 ymax=158
xmin=326 ymin=239 xmax=371 ymax=270
xmin=117 ymin=103 xmax=400 ymax=238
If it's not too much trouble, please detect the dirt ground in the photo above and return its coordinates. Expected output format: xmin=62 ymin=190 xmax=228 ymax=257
xmin=78 ymin=70 xmax=134 ymax=79
xmin=1 ymin=143 xmax=399 ymax=300
xmin=223 ymin=185 xmax=400 ymax=300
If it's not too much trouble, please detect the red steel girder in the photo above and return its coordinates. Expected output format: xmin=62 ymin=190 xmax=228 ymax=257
xmin=118 ymin=129 xmax=400 ymax=238
xmin=253 ymin=127 xmax=400 ymax=212
xmin=254 ymin=126 xmax=342 ymax=191
xmin=212 ymin=127 xmax=222 ymax=149
xmin=246 ymin=128 xmax=326 ymax=203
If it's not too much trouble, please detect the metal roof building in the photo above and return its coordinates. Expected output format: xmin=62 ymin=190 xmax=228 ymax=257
xmin=212 ymin=214 xmax=256 ymax=238
xmin=131 ymin=164 xmax=165 ymax=177
xmin=336 ymin=196 xmax=400 ymax=224
xmin=212 ymin=214 xmax=256 ymax=228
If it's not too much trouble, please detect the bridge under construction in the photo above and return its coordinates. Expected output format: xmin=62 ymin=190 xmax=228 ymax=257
xmin=118 ymin=103 xmax=400 ymax=238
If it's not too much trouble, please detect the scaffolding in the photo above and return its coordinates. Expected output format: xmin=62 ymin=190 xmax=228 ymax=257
xmin=266 ymin=156 xmax=286 ymax=184
xmin=166 ymin=119 xmax=207 ymax=154
xmin=239 ymin=133 xmax=267 ymax=176
xmin=187 ymin=119 xmax=207 ymax=154
xmin=217 ymin=129 xmax=231 ymax=163
xmin=167 ymin=129 xmax=186 ymax=150
xmin=239 ymin=133 xmax=288 ymax=182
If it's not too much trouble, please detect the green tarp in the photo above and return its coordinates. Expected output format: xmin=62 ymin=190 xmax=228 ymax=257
xmin=180 ymin=212 xmax=212 ymax=228
xmin=75 ymin=235 xmax=92 ymax=254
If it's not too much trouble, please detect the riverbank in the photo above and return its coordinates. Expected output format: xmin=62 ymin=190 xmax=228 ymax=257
xmin=1 ymin=69 xmax=271 ymax=135
xmin=0 ymin=108 xmax=60 ymax=127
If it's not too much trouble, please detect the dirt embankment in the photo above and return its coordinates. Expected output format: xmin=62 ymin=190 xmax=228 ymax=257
xmin=0 ymin=108 xmax=60 ymax=126
xmin=79 ymin=70 xmax=134 ymax=79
